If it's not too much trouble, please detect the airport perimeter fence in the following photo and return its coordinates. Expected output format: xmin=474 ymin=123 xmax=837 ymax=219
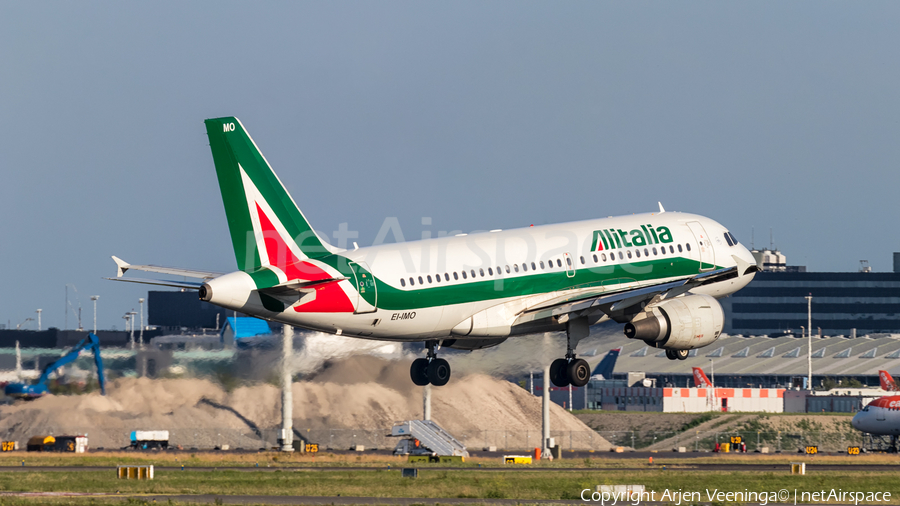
xmin=8 ymin=427 xmax=867 ymax=453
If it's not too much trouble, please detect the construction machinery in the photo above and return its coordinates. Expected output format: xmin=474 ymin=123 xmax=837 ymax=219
xmin=4 ymin=333 xmax=106 ymax=399
xmin=26 ymin=435 xmax=88 ymax=452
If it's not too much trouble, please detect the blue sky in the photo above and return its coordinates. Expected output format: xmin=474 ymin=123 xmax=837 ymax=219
xmin=2 ymin=2 xmax=898 ymax=330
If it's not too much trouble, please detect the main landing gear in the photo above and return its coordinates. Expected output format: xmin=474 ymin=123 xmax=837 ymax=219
xmin=549 ymin=318 xmax=591 ymax=388
xmin=665 ymin=349 xmax=690 ymax=361
xmin=549 ymin=356 xmax=591 ymax=388
xmin=410 ymin=340 xmax=451 ymax=386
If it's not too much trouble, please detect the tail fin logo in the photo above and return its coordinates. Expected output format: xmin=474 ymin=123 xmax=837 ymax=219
xmin=239 ymin=164 xmax=309 ymax=268
xmin=692 ymin=367 xmax=712 ymax=388
xmin=205 ymin=116 xmax=334 ymax=272
xmin=879 ymin=370 xmax=898 ymax=391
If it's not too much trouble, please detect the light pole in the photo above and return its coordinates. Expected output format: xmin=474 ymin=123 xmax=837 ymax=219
xmin=35 ymin=309 xmax=42 ymax=331
xmin=806 ymin=294 xmax=813 ymax=390
xmin=124 ymin=314 xmax=132 ymax=348
xmin=138 ymin=298 xmax=145 ymax=347
xmin=90 ymin=296 xmax=99 ymax=334
xmin=128 ymin=311 xmax=138 ymax=348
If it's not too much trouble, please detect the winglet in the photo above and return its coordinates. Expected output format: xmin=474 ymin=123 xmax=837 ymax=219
xmin=658 ymin=202 xmax=666 ymax=214
xmin=111 ymin=256 xmax=130 ymax=278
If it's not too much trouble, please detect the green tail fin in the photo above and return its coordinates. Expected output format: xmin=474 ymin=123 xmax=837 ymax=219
xmin=204 ymin=117 xmax=331 ymax=271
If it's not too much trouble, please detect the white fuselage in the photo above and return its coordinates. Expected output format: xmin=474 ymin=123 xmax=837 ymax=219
xmin=205 ymin=211 xmax=756 ymax=342
xmin=852 ymin=395 xmax=900 ymax=436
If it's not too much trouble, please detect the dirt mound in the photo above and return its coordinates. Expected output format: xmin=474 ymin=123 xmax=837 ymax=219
xmin=0 ymin=357 xmax=609 ymax=451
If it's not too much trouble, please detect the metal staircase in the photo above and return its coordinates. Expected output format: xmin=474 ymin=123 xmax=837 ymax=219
xmin=391 ymin=420 xmax=468 ymax=457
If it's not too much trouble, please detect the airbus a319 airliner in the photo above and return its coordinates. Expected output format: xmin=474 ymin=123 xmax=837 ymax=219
xmin=110 ymin=117 xmax=759 ymax=388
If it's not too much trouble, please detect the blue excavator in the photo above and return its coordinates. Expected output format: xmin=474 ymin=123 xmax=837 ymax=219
xmin=4 ymin=333 xmax=106 ymax=399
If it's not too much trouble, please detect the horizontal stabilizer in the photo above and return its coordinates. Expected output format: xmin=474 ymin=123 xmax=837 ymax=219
xmin=110 ymin=256 xmax=222 ymax=280
xmin=104 ymin=277 xmax=203 ymax=290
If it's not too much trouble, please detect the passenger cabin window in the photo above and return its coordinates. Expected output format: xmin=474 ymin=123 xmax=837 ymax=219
xmin=418 ymin=276 xmax=424 ymax=284
xmin=644 ymin=248 xmax=649 ymax=256
xmin=409 ymin=277 xmax=415 ymax=286
xmin=566 ymin=257 xmax=572 ymax=266
xmin=580 ymin=256 xmax=585 ymax=265
xmin=677 ymin=244 xmax=683 ymax=253
xmin=522 ymin=263 xmax=528 ymax=272
xmin=506 ymin=265 xmax=511 ymax=273
xmin=627 ymin=250 xmax=632 ymax=259
xmin=427 ymin=275 xmax=432 ymax=283
xmin=669 ymin=245 xmax=675 ymax=254
xmin=592 ymin=254 xmax=598 ymax=263
xmin=635 ymin=250 xmax=641 ymax=258
xmin=557 ymin=259 xmax=562 ymax=267
xmin=479 ymin=268 xmax=484 ymax=277
xmin=471 ymin=269 xmax=476 ymax=278
xmin=531 ymin=262 xmax=536 ymax=270
xmin=601 ymin=253 xmax=607 ymax=261
xmin=540 ymin=261 xmax=545 ymax=269
xmin=514 ymin=264 xmax=519 ymax=272
xmin=618 ymin=251 xmax=624 ymax=260
xmin=400 ymin=278 xmax=406 ymax=287
xmin=453 ymin=272 xmax=459 ymax=280
xmin=444 ymin=273 xmax=450 ymax=281
xmin=652 ymin=247 xmax=657 ymax=255
xmin=488 ymin=267 xmax=493 ymax=275
xmin=461 ymin=271 xmax=467 ymax=279
xmin=435 ymin=274 xmax=440 ymax=283
xmin=686 ymin=243 xmax=692 ymax=251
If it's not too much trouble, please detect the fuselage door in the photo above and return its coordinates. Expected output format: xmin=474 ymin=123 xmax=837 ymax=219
xmin=686 ymin=221 xmax=716 ymax=272
xmin=563 ymin=252 xmax=576 ymax=278
xmin=349 ymin=261 xmax=377 ymax=314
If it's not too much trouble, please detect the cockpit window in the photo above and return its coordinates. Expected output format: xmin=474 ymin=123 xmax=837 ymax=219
xmin=728 ymin=232 xmax=739 ymax=245
xmin=724 ymin=233 xmax=734 ymax=247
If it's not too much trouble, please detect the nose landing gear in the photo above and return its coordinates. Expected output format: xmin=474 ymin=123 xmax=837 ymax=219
xmin=409 ymin=340 xmax=451 ymax=386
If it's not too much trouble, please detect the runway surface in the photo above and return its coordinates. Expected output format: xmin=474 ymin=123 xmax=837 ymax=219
xmin=0 ymin=462 xmax=896 ymax=472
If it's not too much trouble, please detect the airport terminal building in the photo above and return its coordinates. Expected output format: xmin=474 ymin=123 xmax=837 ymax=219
xmin=721 ymin=271 xmax=900 ymax=336
xmin=720 ymin=251 xmax=900 ymax=336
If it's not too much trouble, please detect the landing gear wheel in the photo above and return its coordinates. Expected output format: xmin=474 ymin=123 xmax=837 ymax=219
xmin=675 ymin=349 xmax=689 ymax=360
xmin=550 ymin=358 xmax=570 ymax=387
xmin=410 ymin=358 xmax=430 ymax=386
xmin=567 ymin=358 xmax=591 ymax=387
xmin=665 ymin=349 xmax=677 ymax=360
xmin=427 ymin=358 xmax=451 ymax=386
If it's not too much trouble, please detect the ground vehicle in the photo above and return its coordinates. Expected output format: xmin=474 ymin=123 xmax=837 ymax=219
xmin=129 ymin=431 xmax=169 ymax=450
xmin=4 ymin=333 xmax=106 ymax=399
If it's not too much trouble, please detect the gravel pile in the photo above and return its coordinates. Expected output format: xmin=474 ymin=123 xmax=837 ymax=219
xmin=0 ymin=356 xmax=610 ymax=451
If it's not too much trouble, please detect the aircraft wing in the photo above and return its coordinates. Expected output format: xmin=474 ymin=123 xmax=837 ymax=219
xmin=515 ymin=265 xmax=741 ymax=327
xmin=111 ymin=256 xmax=223 ymax=280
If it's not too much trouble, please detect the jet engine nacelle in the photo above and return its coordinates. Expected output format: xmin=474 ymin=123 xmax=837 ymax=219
xmin=623 ymin=294 xmax=723 ymax=350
